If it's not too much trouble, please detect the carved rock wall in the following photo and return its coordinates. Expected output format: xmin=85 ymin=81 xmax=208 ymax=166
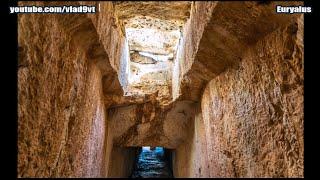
xmin=18 ymin=9 xmax=108 ymax=177
xmin=17 ymin=1 xmax=304 ymax=178
xmin=172 ymin=16 xmax=303 ymax=178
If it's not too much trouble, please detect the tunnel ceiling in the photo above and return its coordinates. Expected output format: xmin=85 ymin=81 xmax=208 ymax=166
xmin=114 ymin=2 xmax=191 ymax=55
xmin=114 ymin=1 xmax=191 ymax=22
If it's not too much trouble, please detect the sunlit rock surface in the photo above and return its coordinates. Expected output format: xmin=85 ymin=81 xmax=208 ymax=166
xmin=18 ymin=1 xmax=304 ymax=178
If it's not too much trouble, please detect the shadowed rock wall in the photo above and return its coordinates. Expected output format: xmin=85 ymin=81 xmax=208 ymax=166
xmin=107 ymin=146 xmax=138 ymax=177
xmin=172 ymin=106 xmax=210 ymax=177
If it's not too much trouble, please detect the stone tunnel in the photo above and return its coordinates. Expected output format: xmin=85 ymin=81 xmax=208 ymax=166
xmin=18 ymin=1 xmax=304 ymax=178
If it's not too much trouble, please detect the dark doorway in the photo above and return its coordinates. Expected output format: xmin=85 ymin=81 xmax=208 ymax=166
xmin=130 ymin=146 xmax=174 ymax=178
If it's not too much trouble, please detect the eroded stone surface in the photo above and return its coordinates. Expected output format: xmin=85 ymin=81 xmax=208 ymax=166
xmin=18 ymin=1 xmax=304 ymax=178
xmin=18 ymin=3 xmax=108 ymax=177
xmin=173 ymin=16 xmax=304 ymax=178
xmin=176 ymin=1 xmax=303 ymax=102
xmin=202 ymin=19 xmax=303 ymax=177
xmin=108 ymin=100 xmax=196 ymax=149
xmin=125 ymin=26 xmax=181 ymax=55
xmin=114 ymin=2 xmax=191 ymax=26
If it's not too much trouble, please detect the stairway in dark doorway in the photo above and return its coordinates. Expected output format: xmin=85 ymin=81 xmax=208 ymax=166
xmin=130 ymin=147 xmax=173 ymax=178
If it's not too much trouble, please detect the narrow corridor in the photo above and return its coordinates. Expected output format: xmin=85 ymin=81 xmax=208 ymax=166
xmin=130 ymin=147 xmax=173 ymax=178
xmin=17 ymin=1 xmax=304 ymax=178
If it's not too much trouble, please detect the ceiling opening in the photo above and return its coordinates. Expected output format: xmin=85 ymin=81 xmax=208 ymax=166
xmin=123 ymin=16 xmax=183 ymax=97
xmin=114 ymin=2 xmax=192 ymax=101
xmin=126 ymin=24 xmax=181 ymax=82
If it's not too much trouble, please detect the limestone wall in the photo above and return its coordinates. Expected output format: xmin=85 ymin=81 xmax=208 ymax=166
xmin=201 ymin=17 xmax=303 ymax=177
xmin=172 ymin=16 xmax=303 ymax=178
xmin=17 ymin=1 xmax=304 ymax=178
xmin=18 ymin=12 xmax=108 ymax=177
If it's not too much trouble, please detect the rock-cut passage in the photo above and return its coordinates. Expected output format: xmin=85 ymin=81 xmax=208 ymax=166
xmin=17 ymin=1 xmax=304 ymax=178
xmin=130 ymin=147 xmax=173 ymax=178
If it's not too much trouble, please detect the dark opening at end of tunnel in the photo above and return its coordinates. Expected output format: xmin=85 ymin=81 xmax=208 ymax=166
xmin=130 ymin=146 xmax=174 ymax=178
